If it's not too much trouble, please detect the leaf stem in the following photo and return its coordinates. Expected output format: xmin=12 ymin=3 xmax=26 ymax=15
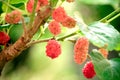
xmin=3 ymin=0 xmax=10 ymax=25
xmin=106 ymin=13 xmax=120 ymax=23
xmin=57 ymin=30 xmax=80 ymax=41
xmin=21 ymin=17 xmax=27 ymax=34
xmin=27 ymin=29 xmax=80 ymax=47
xmin=100 ymin=8 xmax=120 ymax=22
xmin=37 ymin=26 xmax=45 ymax=40
xmin=26 ymin=38 xmax=51 ymax=48
xmin=29 ymin=0 xmax=38 ymax=28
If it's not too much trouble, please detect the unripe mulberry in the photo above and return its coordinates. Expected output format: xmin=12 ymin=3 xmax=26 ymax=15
xmin=38 ymin=0 xmax=48 ymax=6
xmin=74 ymin=37 xmax=89 ymax=64
xmin=5 ymin=10 xmax=22 ymax=24
xmin=26 ymin=0 xmax=40 ymax=13
xmin=82 ymin=61 xmax=96 ymax=79
xmin=99 ymin=48 xmax=108 ymax=58
xmin=61 ymin=16 xmax=76 ymax=28
xmin=0 ymin=32 xmax=10 ymax=45
xmin=52 ymin=7 xmax=67 ymax=22
xmin=46 ymin=40 xmax=61 ymax=59
xmin=48 ymin=21 xmax=61 ymax=36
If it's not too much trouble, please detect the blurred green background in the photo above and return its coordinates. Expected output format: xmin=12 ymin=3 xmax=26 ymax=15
xmin=0 ymin=0 xmax=120 ymax=80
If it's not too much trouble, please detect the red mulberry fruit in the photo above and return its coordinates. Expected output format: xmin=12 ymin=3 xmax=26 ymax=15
xmin=26 ymin=0 xmax=40 ymax=13
xmin=5 ymin=10 xmax=22 ymax=24
xmin=52 ymin=7 xmax=67 ymax=22
xmin=74 ymin=37 xmax=89 ymax=64
xmin=48 ymin=21 xmax=61 ymax=36
xmin=46 ymin=40 xmax=61 ymax=59
xmin=61 ymin=16 xmax=76 ymax=28
xmin=38 ymin=0 xmax=48 ymax=6
xmin=82 ymin=61 xmax=96 ymax=79
xmin=0 ymin=32 xmax=10 ymax=45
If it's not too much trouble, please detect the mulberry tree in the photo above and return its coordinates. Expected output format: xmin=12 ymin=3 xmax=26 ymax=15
xmin=0 ymin=0 xmax=120 ymax=80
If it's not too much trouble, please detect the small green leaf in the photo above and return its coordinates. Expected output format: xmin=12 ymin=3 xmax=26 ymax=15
xmin=40 ymin=28 xmax=53 ymax=39
xmin=9 ymin=24 xmax=23 ymax=43
xmin=115 ymin=37 xmax=120 ymax=51
xmin=50 ymin=0 xmax=59 ymax=7
xmin=10 ymin=0 xmax=28 ymax=4
xmin=90 ymin=50 xmax=120 ymax=80
xmin=78 ymin=21 xmax=120 ymax=51
xmin=2 ymin=3 xmax=25 ymax=12
xmin=2 ymin=3 xmax=12 ymax=12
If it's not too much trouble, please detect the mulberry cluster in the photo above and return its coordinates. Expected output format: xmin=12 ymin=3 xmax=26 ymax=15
xmin=46 ymin=40 xmax=61 ymax=59
xmin=82 ymin=61 xmax=96 ymax=79
xmin=99 ymin=48 xmax=108 ymax=58
xmin=52 ymin=7 xmax=76 ymax=28
xmin=26 ymin=0 xmax=48 ymax=13
xmin=74 ymin=37 xmax=89 ymax=64
xmin=48 ymin=21 xmax=61 ymax=36
xmin=48 ymin=6 xmax=76 ymax=36
xmin=0 ymin=32 xmax=10 ymax=45
xmin=5 ymin=10 xmax=22 ymax=24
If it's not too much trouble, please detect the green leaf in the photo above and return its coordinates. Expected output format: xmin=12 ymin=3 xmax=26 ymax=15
xmin=2 ymin=3 xmax=25 ymax=12
xmin=78 ymin=21 xmax=120 ymax=51
xmin=9 ymin=24 xmax=23 ymax=43
xmin=0 ymin=2 xmax=3 ymax=14
xmin=79 ymin=0 xmax=119 ymax=7
xmin=10 ymin=0 xmax=28 ymax=4
xmin=115 ymin=37 xmax=120 ymax=51
xmin=32 ymin=29 xmax=41 ymax=40
xmin=90 ymin=50 xmax=120 ymax=80
xmin=61 ymin=0 xmax=65 ymax=2
xmin=50 ymin=0 xmax=59 ymax=7
xmin=40 ymin=28 xmax=53 ymax=39
xmin=2 ymin=3 xmax=12 ymax=12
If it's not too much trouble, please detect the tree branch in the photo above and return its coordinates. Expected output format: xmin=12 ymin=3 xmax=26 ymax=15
xmin=26 ymin=38 xmax=51 ymax=48
xmin=0 ymin=6 xmax=52 ymax=75
xmin=21 ymin=17 xmax=27 ymax=34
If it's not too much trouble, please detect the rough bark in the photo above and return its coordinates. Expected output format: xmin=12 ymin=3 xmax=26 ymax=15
xmin=0 ymin=6 xmax=52 ymax=75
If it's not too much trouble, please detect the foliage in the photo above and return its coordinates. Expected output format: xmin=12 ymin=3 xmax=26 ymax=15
xmin=77 ymin=21 xmax=120 ymax=51
xmin=90 ymin=50 xmax=120 ymax=80
xmin=79 ymin=0 xmax=119 ymax=7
